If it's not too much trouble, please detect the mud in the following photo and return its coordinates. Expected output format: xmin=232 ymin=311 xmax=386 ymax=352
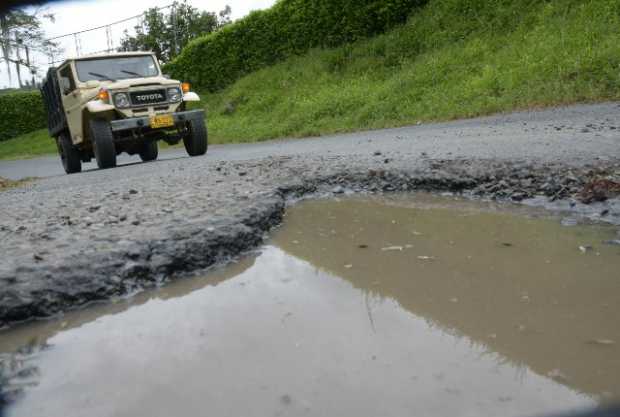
xmin=0 ymin=178 xmax=30 ymax=192
xmin=1 ymin=195 xmax=619 ymax=417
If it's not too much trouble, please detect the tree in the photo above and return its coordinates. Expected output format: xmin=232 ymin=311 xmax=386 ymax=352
xmin=0 ymin=8 xmax=61 ymax=88
xmin=119 ymin=1 xmax=231 ymax=63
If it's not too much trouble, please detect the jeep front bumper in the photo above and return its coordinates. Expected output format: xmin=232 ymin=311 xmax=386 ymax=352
xmin=109 ymin=109 xmax=205 ymax=132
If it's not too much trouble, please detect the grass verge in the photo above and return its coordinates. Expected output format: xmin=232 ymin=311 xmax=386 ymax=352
xmin=199 ymin=0 xmax=620 ymax=144
xmin=0 ymin=128 xmax=186 ymax=160
xmin=0 ymin=130 xmax=56 ymax=161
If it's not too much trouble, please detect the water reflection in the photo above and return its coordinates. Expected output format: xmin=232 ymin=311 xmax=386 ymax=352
xmin=273 ymin=195 xmax=620 ymax=402
xmin=0 ymin=256 xmax=258 ymax=355
xmin=1 ymin=194 xmax=618 ymax=417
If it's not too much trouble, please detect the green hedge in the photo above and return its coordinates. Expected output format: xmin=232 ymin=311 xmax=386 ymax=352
xmin=0 ymin=91 xmax=46 ymax=142
xmin=166 ymin=0 xmax=427 ymax=91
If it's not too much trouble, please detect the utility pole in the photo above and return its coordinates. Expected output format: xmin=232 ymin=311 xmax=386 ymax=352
xmin=14 ymin=32 xmax=23 ymax=88
xmin=0 ymin=14 xmax=12 ymax=86
xmin=172 ymin=3 xmax=179 ymax=58
xmin=74 ymin=33 xmax=81 ymax=56
xmin=25 ymin=45 xmax=35 ymax=86
xmin=105 ymin=25 xmax=113 ymax=52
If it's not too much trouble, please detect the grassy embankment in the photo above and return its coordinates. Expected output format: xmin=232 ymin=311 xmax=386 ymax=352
xmin=0 ymin=130 xmax=55 ymax=160
xmin=2 ymin=0 xmax=619 ymax=160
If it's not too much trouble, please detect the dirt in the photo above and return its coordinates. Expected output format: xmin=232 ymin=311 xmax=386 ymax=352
xmin=0 ymin=178 xmax=30 ymax=192
xmin=1 ymin=195 xmax=619 ymax=416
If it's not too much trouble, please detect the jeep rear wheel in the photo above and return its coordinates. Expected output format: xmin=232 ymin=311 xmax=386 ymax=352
xmin=90 ymin=119 xmax=117 ymax=169
xmin=139 ymin=141 xmax=158 ymax=162
xmin=183 ymin=117 xmax=208 ymax=157
xmin=57 ymin=133 xmax=82 ymax=174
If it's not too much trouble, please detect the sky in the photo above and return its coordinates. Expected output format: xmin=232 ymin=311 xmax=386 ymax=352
xmin=1 ymin=0 xmax=277 ymax=88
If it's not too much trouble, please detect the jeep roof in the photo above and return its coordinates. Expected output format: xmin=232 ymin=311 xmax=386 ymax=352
xmin=57 ymin=51 xmax=157 ymax=68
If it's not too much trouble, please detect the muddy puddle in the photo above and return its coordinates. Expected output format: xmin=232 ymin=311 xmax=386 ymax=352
xmin=1 ymin=194 xmax=619 ymax=417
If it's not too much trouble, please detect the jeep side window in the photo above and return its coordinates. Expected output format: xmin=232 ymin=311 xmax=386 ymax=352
xmin=59 ymin=65 xmax=76 ymax=95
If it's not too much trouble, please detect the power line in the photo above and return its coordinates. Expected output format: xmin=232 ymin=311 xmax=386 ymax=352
xmin=3 ymin=3 xmax=179 ymax=87
xmin=42 ymin=46 xmax=127 ymax=66
xmin=44 ymin=3 xmax=174 ymax=42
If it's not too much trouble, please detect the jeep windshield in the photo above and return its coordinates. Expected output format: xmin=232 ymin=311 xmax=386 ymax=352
xmin=75 ymin=56 xmax=159 ymax=82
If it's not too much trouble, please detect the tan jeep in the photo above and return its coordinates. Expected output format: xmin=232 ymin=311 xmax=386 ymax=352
xmin=40 ymin=51 xmax=207 ymax=174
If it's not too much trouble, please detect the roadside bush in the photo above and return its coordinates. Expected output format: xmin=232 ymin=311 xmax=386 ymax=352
xmin=166 ymin=0 xmax=427 ymax=91
xmin=195 ymin=0 xmax=620 ymax=144
xmin=0 ymin=91 xmax=46 ymax=142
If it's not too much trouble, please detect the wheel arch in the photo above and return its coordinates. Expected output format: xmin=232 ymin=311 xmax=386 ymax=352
xmin=83 ymin=107 xmax=115 ymax=147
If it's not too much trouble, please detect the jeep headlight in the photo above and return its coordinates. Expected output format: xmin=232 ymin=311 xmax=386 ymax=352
xmin=114 ymin=92 xmax=130 ymax=108
xmin=167 ymin=87 xmax=181 ymax=103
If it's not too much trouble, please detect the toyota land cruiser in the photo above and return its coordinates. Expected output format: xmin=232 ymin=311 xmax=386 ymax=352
xmin=40 ymin=51 xmax=207 ymax=174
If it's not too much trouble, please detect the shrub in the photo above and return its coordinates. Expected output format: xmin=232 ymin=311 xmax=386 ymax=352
xmin=195 ymin=0 xmax=620 ymax=143
xmin=166 ymin=0 xmax=427 ymax=91
xmin=0 ymin=91 xmax=46 ymax=142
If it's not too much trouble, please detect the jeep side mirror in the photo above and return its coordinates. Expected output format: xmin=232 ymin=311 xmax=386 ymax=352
xmin=163 ymin=74 xmax=171 ymax=79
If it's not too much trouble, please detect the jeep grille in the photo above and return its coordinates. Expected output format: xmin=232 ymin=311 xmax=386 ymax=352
xmin=129 ymin=89 xmax=167 ymax=106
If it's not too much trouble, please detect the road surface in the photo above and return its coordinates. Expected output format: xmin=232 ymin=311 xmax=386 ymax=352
xmin=0 ymin=102 xmax=618 ymax=327
xmin=1 ymin=102 xmax=619 ymax=180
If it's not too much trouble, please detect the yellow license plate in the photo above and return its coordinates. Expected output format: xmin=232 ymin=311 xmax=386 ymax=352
xmin=150 ymin=114 xmax=174 ymax=129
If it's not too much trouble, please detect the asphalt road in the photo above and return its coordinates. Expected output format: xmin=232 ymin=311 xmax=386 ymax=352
xmin=1 ymin=102 xmax=619 ymax=180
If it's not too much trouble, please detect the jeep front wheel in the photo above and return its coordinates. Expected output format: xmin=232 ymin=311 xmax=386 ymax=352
xmin=90 ymin=119 xmax=117 ymax=169
xmin=57 ymin=133 xmax=82 ymax=174
xmin=183 ymin=117 xmax=208 ymax=157
xmin=139 ymin=141 xmax=158 ymax=162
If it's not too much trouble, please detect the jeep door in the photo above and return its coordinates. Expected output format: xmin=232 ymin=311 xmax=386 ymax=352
xmin=58 ymin=64 xmax=84 ymax=145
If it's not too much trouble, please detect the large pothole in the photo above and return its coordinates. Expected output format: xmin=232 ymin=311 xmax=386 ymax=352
xmin=1 ymin=194 xmax=619 ymax=417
